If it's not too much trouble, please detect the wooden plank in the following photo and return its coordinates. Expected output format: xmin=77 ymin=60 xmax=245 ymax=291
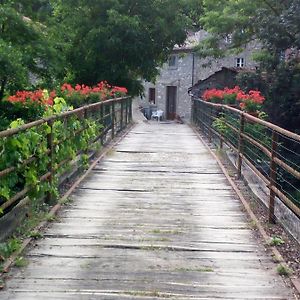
xmin=1 ymin=122 xmax=294 ymax=299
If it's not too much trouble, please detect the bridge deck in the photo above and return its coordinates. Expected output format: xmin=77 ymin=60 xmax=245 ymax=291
xmin=2 ymin=122 xmax=294 ymax=299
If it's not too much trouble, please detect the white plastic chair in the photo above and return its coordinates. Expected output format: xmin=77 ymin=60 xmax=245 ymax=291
xmin=151 ymin=110 xmax=164 ymax=121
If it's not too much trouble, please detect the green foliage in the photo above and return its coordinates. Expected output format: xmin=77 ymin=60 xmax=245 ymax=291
xmin=0 ymin=95 xmax=103 ymax=209
xmin=277 ymin=264 xmax=292 ymax=276
xmin=212 ymin=111 xmax=272 ymax=175
xmin=223 ymin=94 xmax=237 ymax=105
xmin=268 ymin=236 xmax=285 ymax=246
xmin=0 ymin=2 xmax=64 ymax=99
xmin=1 ymin=0 xmax=203 ymax=97
xmin=199 ymin=0 xmax=299 ymax=54
xmin=0 ymin=100 xmax=46 ymax=131
xmin=198 ymin=0 xmax=300 ymax=133
xmin=0 ymin=238 xmax=21 ymax=258
xmin=53 ymin=0 xmax=197 ymax=95
xmin=27 ymin=231 xmax=43 ymax=239
xmin=14 ymin=256 xmax=28 ymax=268
xmin=212 ymin=117 xmax=229 ymax=135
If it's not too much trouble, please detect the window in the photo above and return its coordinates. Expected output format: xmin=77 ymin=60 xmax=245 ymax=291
xmin=236 ymin=57 xmax=244 ymax=67
xmin=168 ymin=55 xmax=177 ymax=68
xmin=279 ymin=50 xmax=286 ymax=62
xmin=224 ymin=34 xmax=232 ymax=44
xmin=149 ymin=88 xmax=156 ymax=104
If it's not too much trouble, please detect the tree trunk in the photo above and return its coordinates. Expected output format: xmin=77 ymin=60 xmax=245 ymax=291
xmin=0 ymin=78 xmax=7 ymax=101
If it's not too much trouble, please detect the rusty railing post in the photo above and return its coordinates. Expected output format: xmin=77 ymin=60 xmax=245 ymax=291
xmin=198 ymin=101 xmax=203 ymax=132
xmin=129 ymin=98 xmax=132 ymax=122
xmin=125 ymin=98 xmax=128 ymax=125
xmin=46 ymin=120 xmax=54 ymax=204
xmin=219 ymin=106 xmax=224 ymax=149
xmin=237 ymin=113 xmax=245 ymax=179
xmin=100 ymin=104 xmax=104 ymax=145
xmin=83 ymin=107 xmax=89 ymax=155
xmin=269 ymin=131 xmax=278 ymax=223
xmin=200 ymin=102 xmax=204 ymax=132
xmin=192 ymin=99 xmax=196 ymax=125
xmin=208 ymin=106 xmax=212 ymax=143
xmin=120 ymin=100 xmax=124 ymax=131
xmin=111 ymin=101 xmax=115 ymax=139
xmin=196 ymin=100 xmax=199 ymax=128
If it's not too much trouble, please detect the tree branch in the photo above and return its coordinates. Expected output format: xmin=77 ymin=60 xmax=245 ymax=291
xmin=261 ymin=0 xmax=296 ymax=43
xmin=0 ymin=78 xmax=7 ymax=101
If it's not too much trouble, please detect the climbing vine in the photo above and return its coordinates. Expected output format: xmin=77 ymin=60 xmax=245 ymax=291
xmin=0 ymin=96 xmax=104 ymax=213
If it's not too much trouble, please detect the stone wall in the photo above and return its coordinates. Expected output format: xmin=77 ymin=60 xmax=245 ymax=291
xmin=138 ymin=30 xmax=261 ymax=123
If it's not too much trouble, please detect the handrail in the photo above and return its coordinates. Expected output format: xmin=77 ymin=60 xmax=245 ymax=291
xmin=197 ymin=100 xmax=300 ymax=142
xmin=0 ymin=97 xmax=132 ymax=220
xmin=0 ymin=97 xmax=129 ymax=138
xmin=192 ymin=99 xmax=300 ymax=222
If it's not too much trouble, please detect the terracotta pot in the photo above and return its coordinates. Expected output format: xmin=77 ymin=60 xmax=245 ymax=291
xmin=247 ymin=111 xmax=259 ymax=118
xmin=245 ymin=111 xmax=259 ymax=124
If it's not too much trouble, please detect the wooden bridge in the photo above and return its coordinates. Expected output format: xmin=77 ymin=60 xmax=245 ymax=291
xmin=1 ymin=116 xmax=297 ymax=299
xmin=0 ymin=97 xmax=299 ymax=299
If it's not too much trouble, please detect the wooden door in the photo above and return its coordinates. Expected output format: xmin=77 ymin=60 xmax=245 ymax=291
xmin=166 ymin=86 xmax=177 ymax=120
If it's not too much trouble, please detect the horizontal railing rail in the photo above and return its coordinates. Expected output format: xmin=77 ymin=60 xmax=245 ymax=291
xmin=0 ymin=97 xmax=132 ymax=232
xmin=192 ymin=99 xmax=300 ymax=222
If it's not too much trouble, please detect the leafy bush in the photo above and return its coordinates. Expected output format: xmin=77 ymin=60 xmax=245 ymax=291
xmin=0 ymin=81 xmax=127 ymax=210
xmin=0 ymin=101 xmax=46 ymax=131
xmin=0 ymin=97 xmax=103 ymax=211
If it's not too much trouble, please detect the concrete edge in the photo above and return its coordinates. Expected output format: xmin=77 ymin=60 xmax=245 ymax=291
xmin=0 ymin=123 xmax=136 ymax=280
xmin=190 ymin=125 xmax=300 ymax=298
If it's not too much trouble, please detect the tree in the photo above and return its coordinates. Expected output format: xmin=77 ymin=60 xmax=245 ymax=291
xmin=1 ymin=0 xmax=202 ymax=98
xmin=0 ymin=1 xmax=64 ymax=100
xmin=53 ymin=0 xmax=199 ymax=95
xmin=198 ymin=0 xmax=300 ymax=132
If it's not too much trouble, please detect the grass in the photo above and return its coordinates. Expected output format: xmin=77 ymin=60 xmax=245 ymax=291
xmin=59 ymin=197 xmax=72 ymax=205
xmin=268 ymin=236 xmax=285 ymax=246
xmin=45 ymin=213 xmax=58 ymax=222
xmin=138 ymin=237 xmax=171 ymax=242
xmin=248 ymin=220 xmax=257 ymax=229
xmin=277 ymin=264 xmax=292 ymax=277
xmin=0 ymin=238 xmax=21 ymax=259
xmin=0 ymin=238 xmax=22 ymax=274
xmin=123 ymin=291 xmax=172 ymax=298
xmin=27 ymin=231 xmax=44 ymax=239
xmin=0 ymin=202 xmax=53 ymax=274
xmin=16 ymin=209 xmax=47 ymax=237
xmin=14 ymin=257 xmax=28 ymax=268
xmin=175 ymin=267 xmax=214 ymax=272
xmin=149 ymin=229 xmax=183 ymax=235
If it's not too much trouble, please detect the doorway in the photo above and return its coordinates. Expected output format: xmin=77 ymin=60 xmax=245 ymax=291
xmin=166 ymin=86 xmax=177 ymax=120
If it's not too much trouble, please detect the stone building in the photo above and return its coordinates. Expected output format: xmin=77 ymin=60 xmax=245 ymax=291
xmin=138 ymin=30 xmax=260 ymax=122
xmin=188 ymin=67 xmax=240 ymax=98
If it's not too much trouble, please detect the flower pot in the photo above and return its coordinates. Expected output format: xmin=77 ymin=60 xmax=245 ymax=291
xmin=245 ymin=111 xmax=259 ymax=124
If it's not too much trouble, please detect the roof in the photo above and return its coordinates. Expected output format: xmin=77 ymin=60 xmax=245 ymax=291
xmin=173 ymin=30 xmax=207 ymax=52
xmin=188 ymin=67 xmax=255 ymax=91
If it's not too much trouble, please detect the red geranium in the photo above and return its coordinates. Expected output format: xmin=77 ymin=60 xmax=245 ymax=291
xmin=8 ymin=90 xmax=55 ymax=106
xmin=7 ymin=81 xmax=128 ymax=107
xmin=202 ymin=86 xmax=265 ymax=112
xmin=203 ymin=89 xmax=224 ymax=102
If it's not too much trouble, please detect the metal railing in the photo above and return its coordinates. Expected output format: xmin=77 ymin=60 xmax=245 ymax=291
xmin=0 ymin=97 xmax=132 ymax=222
xmin=192 ymin=99 xmax=300 ymax=222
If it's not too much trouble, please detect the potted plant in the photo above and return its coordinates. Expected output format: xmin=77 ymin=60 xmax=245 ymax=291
xmin=237 ymin=90 xmax=265 ymax=116
xmin=223 ymin=86 xmax=241 ymax=106
xmin=202 ymin=88 xmax=224 ymax=103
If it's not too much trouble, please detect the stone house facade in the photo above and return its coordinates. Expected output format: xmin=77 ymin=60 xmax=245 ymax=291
xmin=189 ymin=67 xmax=240 ymax=98
xmin=138 ymin=30 xmax=260 ymax=122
